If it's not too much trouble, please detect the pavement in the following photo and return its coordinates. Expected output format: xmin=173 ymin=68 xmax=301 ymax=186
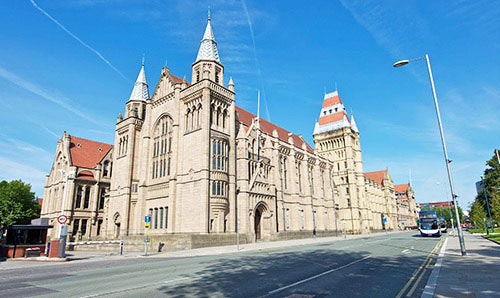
xmin=423 ymin=231 xmax=500 ymax=298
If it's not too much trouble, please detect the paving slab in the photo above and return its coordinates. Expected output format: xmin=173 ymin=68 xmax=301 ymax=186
xmin=432 ymin=233 xmax=500 ymax=298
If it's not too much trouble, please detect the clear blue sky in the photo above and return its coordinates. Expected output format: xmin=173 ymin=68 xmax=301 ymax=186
xmin=1 ymin=0 xmax=499 ymax=210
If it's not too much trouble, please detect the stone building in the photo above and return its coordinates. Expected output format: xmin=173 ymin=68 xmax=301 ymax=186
xmin=41 ymin=15 xmax=417 ymax=247
xmin=41 ymin=133 xmax=113 ymax=240
xmin=395 ymin=183 xmax=418 ymax=228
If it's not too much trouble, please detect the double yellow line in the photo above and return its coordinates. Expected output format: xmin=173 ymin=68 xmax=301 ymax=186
xmin=395 ymin=237 xmax=444 ymax=298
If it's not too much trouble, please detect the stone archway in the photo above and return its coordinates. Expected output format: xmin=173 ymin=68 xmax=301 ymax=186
xmin=253 ymin=202 xmax=269 ymax=241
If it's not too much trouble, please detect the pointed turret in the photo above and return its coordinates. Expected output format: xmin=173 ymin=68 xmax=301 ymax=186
xmin=128 ymin=59 xmax=149 ymax=101
xmin=313 ymin=90 xmax=350 ymax=135
xmin=192 ymin=11 xmax=224 ymax=85
xmin=350 ymin=113 xmax=359 ymax=133
xmin=195 ymin=10 xmax=220 ymax=63
xmin=228 ymin=77 xmax=234 ymax=91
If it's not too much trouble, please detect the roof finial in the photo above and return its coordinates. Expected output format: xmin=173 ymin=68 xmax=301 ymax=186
xmin=324 ymin=86 xmax=326 ymax=96
xmin=142 ymin=54 xmax=145 ymax=67
xmin=165 ymin=59 xmax=168 ymax=67
xmin=208 ymin=6 xmax=211 ymax=21
xmin=335 ymin=81 xmax=338 ymax=92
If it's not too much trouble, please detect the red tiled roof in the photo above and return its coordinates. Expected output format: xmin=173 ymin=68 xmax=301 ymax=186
xmin=235 ymin=106 xmax=314 ymax=153
xmin=37 ymin=198 xmax=43 ymax=207
xmin=70 ymin=136 xmax=113 ymax=169
xmin=77 ymin=170 xmax=95 ymax=180
xmin=171 ymin=73 xmax=191 ymax=86
xmin=394 ymin=184 xmax=409 ymax=193
xmin=76 ymin=170 xmax=95 ymax=181
xmin=364 ymin=170 xmax=388 ymax=186
xmin=322 ymin=95 xmax=343 ymax=108
xmin=318 ymin=112 xmax=349 ymax=126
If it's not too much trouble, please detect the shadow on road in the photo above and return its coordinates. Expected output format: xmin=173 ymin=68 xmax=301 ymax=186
xmin=155 ymin=245 xmax=431 ymax=298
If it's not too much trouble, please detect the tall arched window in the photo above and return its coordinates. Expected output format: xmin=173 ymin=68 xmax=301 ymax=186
xmin=152 ymin=115 xmax=173 ymax=179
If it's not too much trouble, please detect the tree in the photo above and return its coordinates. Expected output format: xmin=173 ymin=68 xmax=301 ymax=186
xmin=0 ymin=180 xmax=40 ymax=228
xmin=469 ymin=150 xmax=500 ymax=226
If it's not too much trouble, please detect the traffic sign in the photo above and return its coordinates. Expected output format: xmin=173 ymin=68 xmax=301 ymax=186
xmin=145 ymin=216 xmax=151 ymax=223
xmin=383 ymin=217 xmax=387 ymax=223
xmin=145 ymin=222 xmax=150 ymax=228
xmin=57 ymin=215 xmax=68 ymax=225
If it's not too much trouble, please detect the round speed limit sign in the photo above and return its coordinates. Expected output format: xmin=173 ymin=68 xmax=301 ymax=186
xmin=57 ymin=215 xmax=68 ymax=225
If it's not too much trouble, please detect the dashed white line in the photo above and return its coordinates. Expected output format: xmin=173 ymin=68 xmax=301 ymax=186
xmin=268 ymin=255 xmax=372 ymax=295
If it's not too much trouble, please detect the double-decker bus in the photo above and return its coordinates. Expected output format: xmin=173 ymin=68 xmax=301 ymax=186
xmin=419 ymin=210 xmax=441 ymax=237
xmin=439 ymin=216 xmax=447 ymax=233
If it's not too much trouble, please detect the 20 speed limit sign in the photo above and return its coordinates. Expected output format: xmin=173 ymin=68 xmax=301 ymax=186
xmin=57 ymin=215 xmax=68 ymax=225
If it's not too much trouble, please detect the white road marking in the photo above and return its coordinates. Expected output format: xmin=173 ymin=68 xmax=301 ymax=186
xmin=401 ymin=249 xmax=410 ymax=254
xmin=164 ymin=277 xmax=190 ymax=284
xmin=420 ymin=237 xmax=449 ymax=298
xmin=268 ymin=255 xmax=371 ymax=295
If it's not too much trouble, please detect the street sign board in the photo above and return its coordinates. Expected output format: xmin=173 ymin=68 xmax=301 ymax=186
xmin=60 ymin=225 xmax=68 ymax=236
xmin=145 ymin=216 xmax=151 ymax=223
xmin=402 ymin=221 xmax=405 ymax=225
xmin=383 ymin=217 xmax=387 ymax=223
xmin=145 ymin=222 xmax=150 ymax=228
xmin=57 ymin=215 xmax=68 ymax=225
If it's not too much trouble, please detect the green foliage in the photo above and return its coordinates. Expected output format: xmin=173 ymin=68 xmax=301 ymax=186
xmin=0 ymin=180 xmax=40 ymax=228
xmin=421 ymin=206 xmax=463 ymax=225
xmin=469 ymin=150 xmax=500 ymax=226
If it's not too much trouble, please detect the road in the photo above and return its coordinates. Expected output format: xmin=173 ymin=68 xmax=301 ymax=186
xmin=0 ymin=231 xmax=443 ymax=297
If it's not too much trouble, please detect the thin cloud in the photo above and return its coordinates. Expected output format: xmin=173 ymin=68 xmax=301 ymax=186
xmin=0 ymin=66 xmax=104 ymax=126
xmin=29 ymin=0 xmax=130 ymax=82
xmin=240 ymin=0 xmax=271 ymax=122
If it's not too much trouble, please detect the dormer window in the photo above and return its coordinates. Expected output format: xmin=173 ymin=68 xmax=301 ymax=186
xmin=329 ymin=109 xmax=332 ymax=114
xmin=77 ymin=143 xmax=81 ymax=148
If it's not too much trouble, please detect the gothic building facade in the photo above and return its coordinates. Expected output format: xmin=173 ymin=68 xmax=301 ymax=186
xmin=41 ymin=16 xmax=417 ymax=246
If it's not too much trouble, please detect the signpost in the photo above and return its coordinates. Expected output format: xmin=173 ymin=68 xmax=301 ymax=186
xmin=144 ymin=215 xmax=151 ymax=256
xmin=57 ymin=215 xmax=68 ymax=225
xmin=57 ymin=215 xmax=68 ymax=258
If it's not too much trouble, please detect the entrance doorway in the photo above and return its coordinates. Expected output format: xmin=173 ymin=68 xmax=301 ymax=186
xmin=254 ymin=208 xmax=262 ymax=240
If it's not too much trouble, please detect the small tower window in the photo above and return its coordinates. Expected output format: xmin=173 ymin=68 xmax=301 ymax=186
xmin=215 ymin=70 xmax=220 ymax=84
xmin=196 ymin=71 xmax=200 ymax=82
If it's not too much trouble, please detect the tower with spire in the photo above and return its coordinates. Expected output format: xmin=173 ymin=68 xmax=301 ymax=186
xmin=312 ymin=90 xmax=369 ymax=234
xmin=192 ymin=9 xmax=224 ymax=86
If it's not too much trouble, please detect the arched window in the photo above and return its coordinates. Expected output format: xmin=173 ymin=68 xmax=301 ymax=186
xmin=216 ymin=107 xmax=221 ymax=126
xmin=197 ymin=104 xmax=202 ymax=128
xmin=185 ymin=108 xmax=191 ymax=131
xmin=152 ymin=115 xmax=173 ymax=180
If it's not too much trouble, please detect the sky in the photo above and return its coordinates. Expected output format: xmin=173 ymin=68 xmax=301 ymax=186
xmin=0 ymin=0 xmax=499 ymax=210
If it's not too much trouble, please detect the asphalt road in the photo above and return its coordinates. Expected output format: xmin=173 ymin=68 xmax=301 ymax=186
xmin=0 ymin=231 xmax=443 ymax=298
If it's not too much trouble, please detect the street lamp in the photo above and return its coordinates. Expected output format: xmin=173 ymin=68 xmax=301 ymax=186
xmin=393 ymin=54 xmax=467 ymax=256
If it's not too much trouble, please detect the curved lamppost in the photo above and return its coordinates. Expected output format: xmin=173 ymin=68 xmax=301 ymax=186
xmin=393 ymin=54 xmax=466 ymax=256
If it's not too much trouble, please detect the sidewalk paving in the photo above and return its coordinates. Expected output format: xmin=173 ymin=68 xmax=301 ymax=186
xmin=431 ymin=232 xmax=500 ymax=298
